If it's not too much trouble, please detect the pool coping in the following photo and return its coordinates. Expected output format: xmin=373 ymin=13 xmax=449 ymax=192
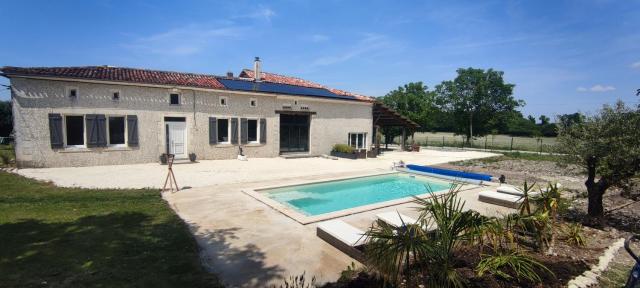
xmin=241 ymin=171 xmax=480 ymax=225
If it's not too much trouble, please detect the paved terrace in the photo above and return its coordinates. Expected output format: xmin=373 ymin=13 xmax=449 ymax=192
xmin=17 ymin=149 xmax=514 ymax=287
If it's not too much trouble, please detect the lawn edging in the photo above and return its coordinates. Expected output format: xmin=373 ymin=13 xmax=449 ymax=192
xmin=567 ymin=237 xmax=625 ymax=288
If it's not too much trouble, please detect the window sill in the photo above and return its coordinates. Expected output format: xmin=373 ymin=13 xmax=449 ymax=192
xmin=215 ymin=144 xmax=235 ymax=148
xmin=104 ymin=147 xmax=134 ymax=152
xmin=57 ymin=147 xmax=136 ymax=153
xmin=59 ymin=147 xmax=91 ymax=153
xmin=244 ymin=143 xmax=264 ymax=147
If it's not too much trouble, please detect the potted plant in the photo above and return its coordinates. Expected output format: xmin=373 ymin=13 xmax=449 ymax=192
xmin=189 ymin=153 xmax=197 ymax=162
xmin=330 ymin=144 xmax=359 ymax=159
xmin=159 ymin=153 xmax=168 ymax=165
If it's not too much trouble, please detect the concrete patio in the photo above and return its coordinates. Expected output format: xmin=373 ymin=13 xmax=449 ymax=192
xmin=17 ymin=149 xmax=513 ymax=287
xmin=16 ymin=149 xmax=498 ymax=189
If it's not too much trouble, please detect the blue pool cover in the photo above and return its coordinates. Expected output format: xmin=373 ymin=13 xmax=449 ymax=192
xmin=406 ymin=165 xmax=493 ymax=182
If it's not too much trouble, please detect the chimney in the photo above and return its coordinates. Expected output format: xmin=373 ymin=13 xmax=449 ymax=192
xmin=226 ymin=71 xmax=234 ymax=78
xmin=254 ymin=57 xmax=261 ymax=82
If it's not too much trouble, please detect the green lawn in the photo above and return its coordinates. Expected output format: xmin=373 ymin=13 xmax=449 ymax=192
xmin=0 ymin=172 xmax=222 ymax=287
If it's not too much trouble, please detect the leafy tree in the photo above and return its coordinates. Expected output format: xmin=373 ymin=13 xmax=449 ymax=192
xmin=379 ymin=82 xmax=437 ymax=131
xmin=556 ymin=101 xmax=640 ymax=217
xmin=557 ymin=112 xmax=585 ymax=129
xmin=434 ymin=68 xmax=523 ymax=142
xmin=0 ymin=101 xmax=12 ymax=137
xmin=538 ymin=115 xmax=550 ymax=125
xmin=527 ymin=115 xmax=536 ymax=124
xmin=505 ymin=115 xmax=538 ymax=137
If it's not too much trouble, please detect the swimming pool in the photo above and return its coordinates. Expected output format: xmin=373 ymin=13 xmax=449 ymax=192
xmin=262 ymin=173 xmax=452 ymax=216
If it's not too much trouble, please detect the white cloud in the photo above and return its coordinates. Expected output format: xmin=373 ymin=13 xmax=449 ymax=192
xmin=632 ymin=61 xmax=640 ymax=69
xmin=123 ymin=24 xmax=245 ymax=56
xmin=311 ymin=33 xmax=393 ymax=67
xmin=577 ymin=85 xmax=616 ymax=92
xmin=234 ymin=7 xmax=276 ymax=22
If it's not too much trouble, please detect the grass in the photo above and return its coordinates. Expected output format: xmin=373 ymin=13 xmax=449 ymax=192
xmin=396 ymin=132 xmax=557 ymax=153
xmin=0 ymin=171 xmax=222 ymax=287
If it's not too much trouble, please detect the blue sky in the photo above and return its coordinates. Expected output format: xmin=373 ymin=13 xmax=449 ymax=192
xmin=1 ymin=0 xmax=639 ymax=118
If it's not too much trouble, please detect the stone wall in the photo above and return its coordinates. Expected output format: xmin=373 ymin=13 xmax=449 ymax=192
xmin=10 ymin=77 xmax=373 ymax=167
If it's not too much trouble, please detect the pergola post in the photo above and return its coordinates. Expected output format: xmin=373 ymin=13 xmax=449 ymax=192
xmin=375 ymin=125 xmax=381 ymax=154
xmin=401 ymin=127 xmax=406 ymax=151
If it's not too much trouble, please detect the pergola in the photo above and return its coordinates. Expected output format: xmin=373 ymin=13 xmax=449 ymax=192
xmin=372 ymin=102 xmax=420 ymax=151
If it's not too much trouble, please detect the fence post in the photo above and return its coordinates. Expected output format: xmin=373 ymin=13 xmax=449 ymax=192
xmin=484 ymin=137 xmax=487 ymax=150
xmin=442 ymin=136 xmax=445 ymax=148
xmin=510 ymin=137 xmax=514 ymax=151
xmin=425 ymin=136 xmax=428 ymax=147
xmin=539 ymin=139 xmax=543 ymax=155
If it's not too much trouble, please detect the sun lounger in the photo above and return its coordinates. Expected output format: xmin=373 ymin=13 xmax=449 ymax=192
xmin=376 ymin=211 xmax=417 ymax=227
xmin=478 ymin=190 xmax=523 ymax=209
xmin=376 ymin=211 xmax=437 ymax=232
xmin=317 ymin=220 xmax=367 ymax=262
xmin=497 ymin=185 xmax=540 ymax=197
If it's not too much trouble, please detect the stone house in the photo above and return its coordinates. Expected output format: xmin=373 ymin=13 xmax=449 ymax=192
xmin=1 ymin=58 xmax=417 ymax=168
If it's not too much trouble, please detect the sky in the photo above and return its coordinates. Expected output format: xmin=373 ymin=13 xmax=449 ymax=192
xmin=1 ymin=0 xmax=639 ymax=118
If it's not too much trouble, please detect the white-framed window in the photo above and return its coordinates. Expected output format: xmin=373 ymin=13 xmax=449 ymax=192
xmin=111 ymin=89 xmax=121 ymax=101
xmin=217 ymin=118 xmax=230 ymax=144
xmin=107 ymin=116 xmax=126 ymax=147
xmin=249 ymin=98 xmax=257 ymax=107
xmin=348 ymin=132 xmax=367 ymax=150
xmin=64 ymin=115 xmax=85 ymax=147
xmin=169 ymin=93 xmax=181 ymax=105
xmin=247 ymin=119 xmax=259 ymax=143
xmin=66 ymin=86 xmax=78 ymax=98
xmin=219 ymin=96 xmax=228 ymax=107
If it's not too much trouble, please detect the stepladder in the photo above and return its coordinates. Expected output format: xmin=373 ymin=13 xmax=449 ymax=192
xmin=162 ymin=154 xmax=180 ymax=192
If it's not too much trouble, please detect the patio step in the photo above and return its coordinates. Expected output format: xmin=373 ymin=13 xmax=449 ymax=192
xmin=280 ymin=153 xmax=320 ymax=159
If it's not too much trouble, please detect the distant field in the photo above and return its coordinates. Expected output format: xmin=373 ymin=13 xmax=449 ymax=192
xmin=394 ymin=132 xmax=557 ymax=153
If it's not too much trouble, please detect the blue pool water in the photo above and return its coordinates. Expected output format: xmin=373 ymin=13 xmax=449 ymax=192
xmin=264 ymin=173 xmax=451 ymax=216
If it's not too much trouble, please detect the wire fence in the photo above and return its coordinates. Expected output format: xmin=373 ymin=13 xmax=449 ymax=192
xmin=393 ymin=133 xmax=558 ymax=154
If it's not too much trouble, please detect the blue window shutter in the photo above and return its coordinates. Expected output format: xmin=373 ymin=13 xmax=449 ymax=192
xmin=209 ymin=117 xmax=217 ymax=144
xmin=86 ymin=114 xmax=98 ymax=147
xmin=230 ymin=118 xmax=238 ymax=145
xmin=127 ymin=115 xmax=139 ymax=147
xmin=259 ymin=118 xmax=266 ymax=144
xmin=96 ymin=115 xmax=107 ymax=147
xmin=240 ymin=118 xmax=248 ymax=144
xmin=48 ymin=113 xmax=63 ymax=148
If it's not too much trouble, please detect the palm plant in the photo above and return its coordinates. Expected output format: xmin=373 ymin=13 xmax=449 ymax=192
xmin=413 ymin=183 xmax=485 ymax=288
xmin=364 ymin=219 xmax=430 ymax=286
xmin=476 ymin=251 xmax=553 ymax=283
xmin=563 ymin=222 xmax=587 ymax=247
xmin=528 ymin=182 xmax=566 ymax=254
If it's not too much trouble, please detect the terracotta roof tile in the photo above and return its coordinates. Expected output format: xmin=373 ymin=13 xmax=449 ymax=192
xmin=1 ymin=65 xmax=376 ymax=102
xmin=0 ymin=66 xmax=226 ymax=89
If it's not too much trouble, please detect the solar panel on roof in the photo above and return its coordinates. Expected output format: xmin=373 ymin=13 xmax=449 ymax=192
xmin=217 ymin=79 xmax=358 ymax=100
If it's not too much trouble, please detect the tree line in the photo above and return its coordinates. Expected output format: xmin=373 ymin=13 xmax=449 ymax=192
xmin=379 ymin=67 xmax=584 ymax=140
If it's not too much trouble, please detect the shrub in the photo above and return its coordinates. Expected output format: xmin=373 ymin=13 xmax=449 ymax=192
xmin=0 ymin=153 xmax=10 ymax=166
xmin=332 ymin=144 xmax=354 ymax=153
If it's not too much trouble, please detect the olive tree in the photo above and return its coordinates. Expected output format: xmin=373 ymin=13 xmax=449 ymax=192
xmin=556 ymin=101 xmax=640 ymax=217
